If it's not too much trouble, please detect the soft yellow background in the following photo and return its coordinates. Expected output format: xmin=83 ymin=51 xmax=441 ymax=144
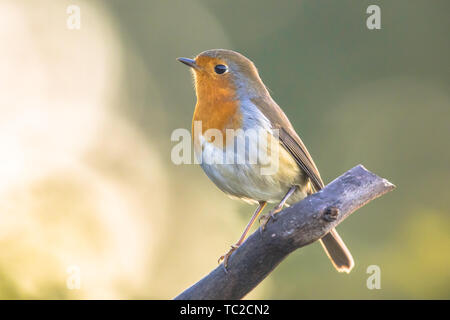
xmin=0 ymin=0 xmax=449 ymax=299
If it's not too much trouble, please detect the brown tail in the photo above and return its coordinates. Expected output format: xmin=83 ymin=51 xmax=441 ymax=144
xmin=319 ymin=228 xmax=354 ymax=273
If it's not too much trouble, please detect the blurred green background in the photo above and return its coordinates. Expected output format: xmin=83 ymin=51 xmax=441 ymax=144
xmin=0 ymin=0 xmax=448 ymax=299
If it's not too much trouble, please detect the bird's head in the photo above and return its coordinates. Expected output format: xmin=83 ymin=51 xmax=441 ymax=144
xmin=177 ymin=49 xmax=269 ymax=102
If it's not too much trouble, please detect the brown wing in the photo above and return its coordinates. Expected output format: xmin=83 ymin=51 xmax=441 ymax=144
xmin=251 ymin=96 xmax=324 ymax=191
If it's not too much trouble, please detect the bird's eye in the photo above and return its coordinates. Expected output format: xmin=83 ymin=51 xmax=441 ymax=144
xmin=214 ymin=64 xmax=228 ymax=74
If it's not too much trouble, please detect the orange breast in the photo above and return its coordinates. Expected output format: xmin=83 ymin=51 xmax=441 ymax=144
xmin=192 ymin=75 xmax=242 ymax=148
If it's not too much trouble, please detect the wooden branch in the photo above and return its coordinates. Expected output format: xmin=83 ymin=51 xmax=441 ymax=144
xmin=174 ymin=165 xmax=395 ymax=300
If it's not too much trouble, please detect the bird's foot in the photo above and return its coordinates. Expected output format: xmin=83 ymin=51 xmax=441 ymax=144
xmin=218 ymin=244 xmax=239 ymax=271
xmin=259 ymin=206 xmax=282 ymax=231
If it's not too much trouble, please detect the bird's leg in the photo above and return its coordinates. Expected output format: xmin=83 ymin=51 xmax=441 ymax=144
xmin=218 ymin=201 xmax=267 ymax=270
xmin=259 ymin=186 xmax=298 ymax=231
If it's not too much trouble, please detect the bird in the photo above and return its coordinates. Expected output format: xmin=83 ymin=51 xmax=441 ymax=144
xmin=177 ymin=49 xmax=354 ymax=273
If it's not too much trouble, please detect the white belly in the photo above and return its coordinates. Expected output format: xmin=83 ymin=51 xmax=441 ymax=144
xmin=196 ymin=132 xmax=308 ymax=204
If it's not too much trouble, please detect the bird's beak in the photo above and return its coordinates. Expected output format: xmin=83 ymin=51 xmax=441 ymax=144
xmin=177 ymin=57 xmax=198 ymax=69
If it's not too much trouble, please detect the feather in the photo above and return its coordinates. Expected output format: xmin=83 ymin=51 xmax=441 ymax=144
xmin=251 ymin=96 xmax=324 ymax=191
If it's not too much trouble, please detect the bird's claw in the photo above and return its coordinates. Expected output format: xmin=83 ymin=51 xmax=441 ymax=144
xmin=259 ymin=209 xmax=280 ymax=232
xmin=218 ymin=244 xmax=239 ymax=271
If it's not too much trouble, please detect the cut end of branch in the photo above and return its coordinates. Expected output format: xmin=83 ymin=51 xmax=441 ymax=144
xmin=382 ymin=178 xmax=396 ymax=190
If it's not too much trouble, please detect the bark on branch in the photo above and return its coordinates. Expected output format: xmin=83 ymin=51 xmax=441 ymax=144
xmin=174 ymin=165 xmax=395 ymax=300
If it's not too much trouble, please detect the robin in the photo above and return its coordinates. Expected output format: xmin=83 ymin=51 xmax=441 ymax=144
xmin=177 ymin=49 xmax=354 ymax=273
